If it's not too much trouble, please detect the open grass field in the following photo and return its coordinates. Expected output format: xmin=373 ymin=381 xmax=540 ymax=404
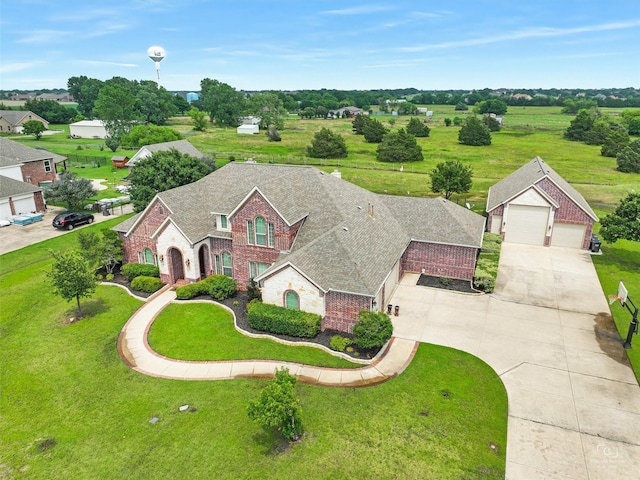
xmin=0 ymin=219 xmax=508 ymax=479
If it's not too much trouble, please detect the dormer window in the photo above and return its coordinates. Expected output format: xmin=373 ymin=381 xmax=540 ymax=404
xmin=217 ymin=214 xmax=230 ymax=231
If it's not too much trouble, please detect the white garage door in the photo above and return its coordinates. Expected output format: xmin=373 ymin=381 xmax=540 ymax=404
xmin=505 ymin=205 xmax=549 ymax=245
xmin=552 ymin=223 xmax=586 ymax=248
xmin=0 ymin=199 xmax=12 ymax=220
xmin=12 ymin=195 xmax=36 ymax=215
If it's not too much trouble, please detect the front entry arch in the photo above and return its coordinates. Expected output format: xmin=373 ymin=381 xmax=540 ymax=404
xmin=169 ymin=248 xmax=184 ymax=283
xmin=198 ymin=244 xmax=210 ymax=279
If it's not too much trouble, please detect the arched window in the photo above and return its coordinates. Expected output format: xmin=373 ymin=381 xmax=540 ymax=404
xmin=221 ymin=251 xmax=233 ymax=277
xmin=255 ymin=216 xmax=267 ymax=246
xmin=285 ymin=290 xmax=299 ymax=310
xmin=144 ymin=248 xmax=154 ymax=265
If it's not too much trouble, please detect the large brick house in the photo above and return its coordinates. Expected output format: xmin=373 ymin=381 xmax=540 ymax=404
xmin=114 ymin=162 xmax=485 ymax=332
xmin=486 ymin=157 xmax=598 ymax=249
xmin=0 ymin=137 xmax=66 ymax=186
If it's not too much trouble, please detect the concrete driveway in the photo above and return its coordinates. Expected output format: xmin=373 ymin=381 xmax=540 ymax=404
xmin=0 ymin=203 xmax=134 ymax=256
xmin=390 ymin=243 xmax=640 ymax=480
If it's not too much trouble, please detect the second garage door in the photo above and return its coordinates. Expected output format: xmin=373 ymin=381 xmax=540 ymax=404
xmin=505 ymin=205 xmax=549 ymax=245
xmin=551 ymin=223 xmax=586 ymax=248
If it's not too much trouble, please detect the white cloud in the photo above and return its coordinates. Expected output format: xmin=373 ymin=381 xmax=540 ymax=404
xmin=321 ymin=5 xmax=393 ymax=15
xmin=0 ymin=61 xmax=43 ymax=73
xmin=17 ymin=29 xmax=73 ymax=44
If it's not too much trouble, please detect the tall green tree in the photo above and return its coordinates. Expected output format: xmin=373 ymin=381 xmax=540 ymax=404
xmin=246 ymin=92 xmax=287 ymax=130
xmin=564 ymin=108 xmax=598 ymax=142
xmin=406 ymin=117 xmax=430 ymax=137
xmin=429 ymin=160 xmax=473 ymax=200
xmin=458 ymin=116 xmax=491 ymax=146
xmin=93 ymin=77 xmax=141 ymax=150
xmin=616 ymin=139 xmax=640 ymax=173
xmin=129 ymin=148 xmax=214 ymax=212
xmin=22 ymin=120 xmax=46 ymax=139
xmin=172 ymin=94 xmax=191 ymax=115
xmin=47 ymin=249 xmax=96 ymax=318
xmin=120 ymin=124 xmax=182 ymax=148
xmin=136 ymin=81 xmax=178 ymax=125
xmin=67 ymin=75 xmax=103 ymax=117
xmin=188 ymin=107 xmax=208 ymax=131
xmin=199 ymin=78 xmax=246 ymax=127
xmin=599 ymin=193 xmax=640 ymax=243
xmin=45 ymin=172 xmax=96 ymax=210
xmin=476 ymin=98 xmax=507 ymax=115
xmin=306 ymin=128 xmax=348 ymax=159
xmin=352 ymin=113 xmax=367 ymax=134
xmin=376 ymin=129 xmax=423 ymax=163
xmin=247 ymin=368 xmax=303 ymax=441
xmin=23 ymin=99 xmax=75 ymax=123
xmin=363 ymin=117 xmax=389 ymax=143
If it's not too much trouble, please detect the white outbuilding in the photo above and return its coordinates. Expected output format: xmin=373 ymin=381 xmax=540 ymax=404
xmin=236 ymin=124 xmax=259 ymax=135
xmin=69 ymin=120 xmax=107 ymax=139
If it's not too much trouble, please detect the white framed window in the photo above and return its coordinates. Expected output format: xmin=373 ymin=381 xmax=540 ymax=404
xmin=220 ymin=215 xmax=228 ymax=230
xmin=221 ymin=251 xmax=233 ymax=277
xmin=137 ymin=252 xmax=144 ymax=263
xmin=144 ymin=248 xmax=154 ymax=265
xmin=268 ymin=223 xmax=275 ymax=247
xmin=249 ymin=261 xmax=269 ymax=279
xmin=255 ymin=217 xmax=267 ymax=246
xmin=247 ymin=220 xmax=254 ymax=245
xmin=44 ymin=160 xmax=52 ymax=173
xmin=214 ymin=254 xmax=221 ymax=274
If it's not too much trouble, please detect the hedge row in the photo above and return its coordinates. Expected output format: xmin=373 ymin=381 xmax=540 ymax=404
xmin=175 ymin=274 xmax=236 ymax=301
xmin=131 ymin=275 xmax=163 ymax=293
xmin=247 ymin=301 xmax=321 ymax=338
xmin=121 ymin=263 xmax=160 ymax=282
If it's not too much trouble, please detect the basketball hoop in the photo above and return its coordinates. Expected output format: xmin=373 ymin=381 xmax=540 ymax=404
xmin=608 ymin=294 xmax=622 ymax=305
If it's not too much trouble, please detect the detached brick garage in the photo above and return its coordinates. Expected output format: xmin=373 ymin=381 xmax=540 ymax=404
xmin=486 ymin=157 xmax=598 ymax=249
xmin=115 ymin=162 xmax=486 ymax=333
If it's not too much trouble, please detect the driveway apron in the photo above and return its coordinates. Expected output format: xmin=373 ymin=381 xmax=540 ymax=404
xmin=390 ymin=243 xmax=640 ymax=480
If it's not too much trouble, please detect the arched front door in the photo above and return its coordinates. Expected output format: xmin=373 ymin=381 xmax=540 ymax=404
xmin=169 ymin=248 xmax=184 ymax=283
xmin=198 ymin=245 xmax=210 ymax=279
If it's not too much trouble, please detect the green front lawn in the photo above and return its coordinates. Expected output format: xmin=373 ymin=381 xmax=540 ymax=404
xmin=0 ymin=216 xmax=507 ymax=479
xmin=148 ymin=302 xmax=358 ymax=368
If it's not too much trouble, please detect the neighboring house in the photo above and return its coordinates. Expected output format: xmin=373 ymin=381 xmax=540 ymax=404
xmin=114 ymin=163 xmax=485 ymax=333
xmin=125 ymin=139 xmax=205 ymax=167
xmin=111 ymin=155 xmax=130 ymax=169
xmin=329 ymin=106 xmax=362 ymax=118
xmin=0 ymin=137 xmax=66 ymax=186
xmin=0 ymin=110 xmax=50 ymax=134
xmin=486 ymin=157 xmax=598 ymax=249
xmin=36 ymin=93 xmax=73 ymax=102
xmin=69 ymin=120 xmax=107 ymax=139
xmin=0 ymin=175 xmax=46 ymax=219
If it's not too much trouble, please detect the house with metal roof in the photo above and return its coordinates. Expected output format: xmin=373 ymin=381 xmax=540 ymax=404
xmin=0 ymin=110 xmax=49 ymax=134
xmin=125 ymin=139 xmax=205 ymax=168
xmin=486 ymin=157 xmax=598 ymax=249
xmin=114 ymin=162 xmax=485 ymax=332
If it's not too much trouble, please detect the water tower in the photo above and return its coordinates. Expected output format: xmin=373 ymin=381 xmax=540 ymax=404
xmin=147 ymin=46 xmax=166 ymax=88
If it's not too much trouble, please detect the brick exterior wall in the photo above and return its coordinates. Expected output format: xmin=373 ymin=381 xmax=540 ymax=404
xmin=230 ymin=191 xmax=297 ymax=290
xmin=34 ymin=191 xmax=45 ymax=212
xmin=119 ymin=199 xmax=170 ymax=264
xmin=402 ymin=241 xmax=478 ymax=280
xmin=323 ymin=291 xmax=371 ymax=333
xmin=20 ymin=160 xmax=57 ymax=186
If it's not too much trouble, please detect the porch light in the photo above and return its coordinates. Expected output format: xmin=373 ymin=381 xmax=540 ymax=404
xmin=185 ymin=259 xmax=191 ymax=268
xmin=159 ymin=254 xmax=164 ymax=263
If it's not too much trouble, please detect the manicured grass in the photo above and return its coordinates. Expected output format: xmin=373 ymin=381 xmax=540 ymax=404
xmin=592 ymin=237 xmax=640 ymax=380
xmin=1 ymin=220 xmax=507 ymax=479
xmin=148 ymin=303 xmax=359 ymax=368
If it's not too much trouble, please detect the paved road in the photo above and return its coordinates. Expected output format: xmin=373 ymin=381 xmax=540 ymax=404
xmin=390 ymin=244 xmax=640 ymax=480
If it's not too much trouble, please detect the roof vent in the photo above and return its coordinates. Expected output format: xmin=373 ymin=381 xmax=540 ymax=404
xmin=357 ymin=206 xmax=362 ymax=210
xmin=342 ymin=226 xmax=349 ymax=231
xmin=331 ymin=169 xmax=342 ymax=179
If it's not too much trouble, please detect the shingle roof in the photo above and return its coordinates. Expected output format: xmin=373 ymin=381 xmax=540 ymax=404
xmin=486 ymin=156 xmax=598 ymax=221
xmin=117 ymin=163 xmax=485 ymax=296
xmin=0 ymin=174 xmax=41 ymax=198
xmin=0 ymin=110 xmax=49 ymax=127
xmin=125 ymin=140 xmax=205 ymax=167
xmin=0 ymin=137 xmax=66 ymax=168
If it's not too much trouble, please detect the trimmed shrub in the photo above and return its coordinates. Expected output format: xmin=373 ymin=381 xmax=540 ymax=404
xmin=105 ymin=273 xmax=114 ymax=281
xmin=247 ymin=278 xmax=262 ymax=302
xmin=121 ymin=263 xmax=160 ymax=282
xmin=248 ymin=302 xmax=321 ymax=338
xmin=352 ymin=311 xmax=393 ymax=349
xmin=330 ymin=335 xmax=351 ymax=352
xmin=208 ymin=274 xmax=237 ymax=300
xmin=131 ymin=275 xmax=163 ymax=293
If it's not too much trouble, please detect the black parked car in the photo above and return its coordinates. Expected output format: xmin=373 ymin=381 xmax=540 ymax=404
xmin=52 ymin=212 xmax=94 ymax=230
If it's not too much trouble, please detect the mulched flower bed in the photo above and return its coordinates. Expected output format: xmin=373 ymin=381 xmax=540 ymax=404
xmin=416 ymin=274 xmax=479 ymax=294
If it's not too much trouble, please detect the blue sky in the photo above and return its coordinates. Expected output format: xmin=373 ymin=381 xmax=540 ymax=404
xmin=1 ymin=0 xmax=639 ymax=92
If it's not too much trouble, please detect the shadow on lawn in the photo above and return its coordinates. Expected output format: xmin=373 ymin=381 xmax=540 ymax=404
xmin=64 ymin=298 xmax=108 ymax=322
xmin=252 ymin=430 xmax=292 ymax=456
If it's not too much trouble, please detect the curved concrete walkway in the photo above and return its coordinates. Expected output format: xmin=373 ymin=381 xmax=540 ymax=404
xmin=117 ymin=288 xmax=418 ymax=387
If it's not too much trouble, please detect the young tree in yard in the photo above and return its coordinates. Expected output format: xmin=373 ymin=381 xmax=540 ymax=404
xmin=352 ymin=113 xmax=366 ymax=134
xmin=352 ymin=311 xmax=393 ymax=349
xmin=616 ymin=139 xmax=640 ymax=173
xmin=45 ymin=172 xmax=97 ymax=210
xmin=47 ymin=249 xmax=96 ymax=318
xmin=599 ymin=193 xmax=640 ymax=243
xmin=306 ymin=128 xmax=348 ymax=158
xmin=129 ymin=148 xmax=214 ymax=212
xmin=248 ymin=368 xmax=303 ymax=441
xmin=363 ymin=117 xmax=389 ymax=143
xmin=406 ymin=117 xmax=430 ymax=137
xmin=564 ymin=108 xmax=598 ymax=142
xmin=189 ymin=107 xmax=208 ymax=131
xmin=430 ymin=160 xmax=473 ymax=200
xmin=376 ymin=128 xmax=423 ymax=163
xmin=22 ymin=120 xmax=46 ymax=139
xmin=78 ymin=229 xmax=123 ymax=274
xmin=458 ymin=116 xmax=491 ymax=146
